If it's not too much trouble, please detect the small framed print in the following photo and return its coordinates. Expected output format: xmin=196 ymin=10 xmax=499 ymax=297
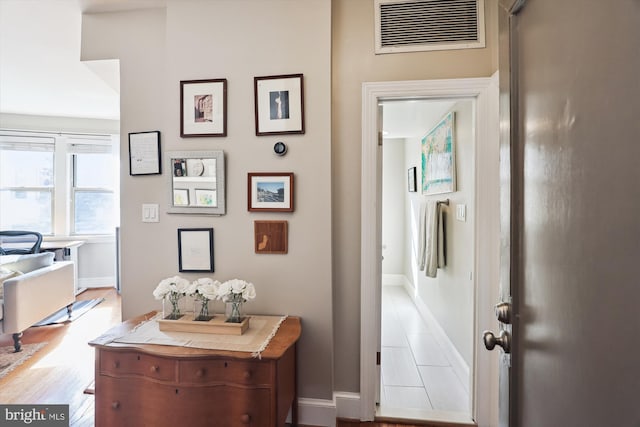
xmin=194 ymin=189 xmax=217 ymax=207
xmin=129 ymin=131 xmax=161 ymax=175
xmin=254 ymin=74 xmax=304 ymax=135
xmin=180 ymin=79 xmax=227 ymax=137
xmin=408 ymin=166 xmax=417 ymax=192
xmin=173 ymin=189 xmax=189 ymax=206
xmin=248 ymin=173 xmax=294 ymax=212
xmin=254 ymin=220 xmax=288 ymax=254
xmin=178 ymin=228 xmax=214 ymax=272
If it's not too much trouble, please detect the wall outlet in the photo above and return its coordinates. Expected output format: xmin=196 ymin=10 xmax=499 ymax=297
xmin=142 ymin=204 xmax=159 ymax=223
xmin=456 ymin=204 xmax=466 ymax=222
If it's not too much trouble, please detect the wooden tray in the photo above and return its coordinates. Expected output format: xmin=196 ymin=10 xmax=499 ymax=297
xmin=157 ymin=314 xmax=250 ymax=335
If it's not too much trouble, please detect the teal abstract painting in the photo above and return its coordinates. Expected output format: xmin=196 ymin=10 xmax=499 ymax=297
xmin=421 ymin=111 xmax=456 ymax=195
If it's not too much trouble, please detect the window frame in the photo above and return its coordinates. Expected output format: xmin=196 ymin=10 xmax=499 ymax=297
xmin=0 ymin=130 xmax=120 ymax=237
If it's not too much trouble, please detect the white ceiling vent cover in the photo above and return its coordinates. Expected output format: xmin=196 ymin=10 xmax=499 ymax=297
xmin=375 ymin=0 xmax=485 ymax=54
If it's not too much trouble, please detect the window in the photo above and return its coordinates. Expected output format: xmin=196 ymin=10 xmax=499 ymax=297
xmin=70 ymin=140 xmax=117 ymax=235
xmin=0 ymin=135 xmax=55 ymax=234
xmin=0 ymin=131 xmax=119 ymax=236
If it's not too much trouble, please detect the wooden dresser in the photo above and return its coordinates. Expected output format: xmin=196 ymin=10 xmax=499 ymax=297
xmin=89 ymin=313 xmax=301 ymax=427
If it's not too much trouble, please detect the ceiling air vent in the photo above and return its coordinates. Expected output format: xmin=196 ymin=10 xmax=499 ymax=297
xmin=375 ymin=0 xmax=485 ymax=54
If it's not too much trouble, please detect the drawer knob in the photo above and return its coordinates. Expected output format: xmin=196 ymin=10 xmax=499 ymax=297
xmin=150 ymin=365 xmax=159 ymax=373
xmin=240 ymin=414 xmax=251 ymax=423
xmin=111 ymin=401 xmax=120 ymax=410
xmin=243 ymin=370 xmax=252 ymax=380
xmin=112 ymin=361 xmax=120 ymax=369
xmin=196 ymin=369 xmax=205 ymax=377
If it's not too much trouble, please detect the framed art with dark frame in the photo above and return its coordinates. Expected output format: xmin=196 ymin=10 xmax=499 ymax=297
xmin=177 ymin=228 xmax=214 ymax=272
xmin=129 ymin=131 xmax=161 ymax=176
xmin=408 ymin=166 xmax=417 ymax=192
xmin=180 ymin=79 xmax=227 ymax=137
xmin=248 ymin=172 xmax=294 ymax=212
xmin=254 ymin=74 xmax=304 ymax=135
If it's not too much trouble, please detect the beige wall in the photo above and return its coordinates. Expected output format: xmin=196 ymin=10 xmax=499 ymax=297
xmin=82 ymin=0 xmax=333 ymax=400
xmin=79 ymin=0 xmax=499 ymax=401
xmin=331 ymin=0 xmax=498 ymax=392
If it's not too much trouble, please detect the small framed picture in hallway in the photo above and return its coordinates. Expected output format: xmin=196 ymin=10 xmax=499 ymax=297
xmin=408 ymin=166 xmax=417 ymax=192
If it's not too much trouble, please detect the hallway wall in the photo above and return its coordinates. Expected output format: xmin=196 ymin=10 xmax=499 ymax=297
xmin=404 ymin=100 xmax=476 ymax=366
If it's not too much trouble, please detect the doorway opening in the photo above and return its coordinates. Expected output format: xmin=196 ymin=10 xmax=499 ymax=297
xmin=360 ymin=76 xmax=500 ymax=425
xmin=380 ymin=98 xmax=474 ymax=420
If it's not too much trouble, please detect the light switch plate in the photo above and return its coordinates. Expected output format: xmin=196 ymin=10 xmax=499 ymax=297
xmin=142 ymin=204 xmax=159 ymax=223
xmin=456 ymin=204 xmax=466 ymax=222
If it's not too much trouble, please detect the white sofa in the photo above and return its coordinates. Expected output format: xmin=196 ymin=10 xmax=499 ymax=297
xmin=0 ymin=252 xmax=76 ymax=352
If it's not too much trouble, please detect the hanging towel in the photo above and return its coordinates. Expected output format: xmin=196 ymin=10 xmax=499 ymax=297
xmin=417 ymin=199 xmax=446 ymax=278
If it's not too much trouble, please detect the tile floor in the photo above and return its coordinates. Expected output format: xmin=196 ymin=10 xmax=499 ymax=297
xmin=380 ymin=285 xmax=469 ymax=415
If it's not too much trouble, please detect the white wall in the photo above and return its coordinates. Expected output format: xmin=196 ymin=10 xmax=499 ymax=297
xmin=81 ymin=0 xmax=333 ymax=400
xmin=403 ymin=100 xmax=476 ymax=365
xmin=382 ymin=139 xmax=405 ymax=276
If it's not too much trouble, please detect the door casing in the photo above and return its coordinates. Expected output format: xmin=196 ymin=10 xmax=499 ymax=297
xmin=360 ymin=76 xmax=500 ymax=424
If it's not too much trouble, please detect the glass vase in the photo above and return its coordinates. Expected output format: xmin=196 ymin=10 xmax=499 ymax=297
xmin=225 ymin=295 xmax=244 ymax=323
xmin=193 ymin=298 xmax=213 ymax=321
xmin=162 ymin=294 xmax=184 ymax=320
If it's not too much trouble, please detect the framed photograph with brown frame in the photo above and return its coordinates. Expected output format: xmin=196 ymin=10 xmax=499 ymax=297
xmin=248 ymin=172 xmax=294 ymax=212
xmin=254 ymin=74 xmax=304 ymax=135
xmin=254 ymin=220 xmax=288 ymax=254
xmin=180 ymin=78 xmax=227 ymax=137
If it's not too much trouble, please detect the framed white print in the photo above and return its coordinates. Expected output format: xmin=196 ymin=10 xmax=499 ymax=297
xmin=177 ymin=228 xmax=214 ymax=272
xmin=254 ymin=74 xmax=304 ymax=135
xmin=180 ymin=79 xmax=227 ymax=137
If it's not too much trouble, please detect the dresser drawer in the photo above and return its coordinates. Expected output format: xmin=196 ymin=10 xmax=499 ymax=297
xmin=96 ymin=376 xmax=272 ymax=427
xmin=179 ymin=358 xmax=272 ymax=385
xmin=100 ymin=350 xmax=176 ymax=382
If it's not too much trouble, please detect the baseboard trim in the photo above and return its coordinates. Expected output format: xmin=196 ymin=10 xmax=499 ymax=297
xmin=382 ymin=273 xmax=405 ymax=287
xmin=402 ymin=279 xmax=471 ymax=395
xmin=298 ymin=393 xmax=361 ymax=427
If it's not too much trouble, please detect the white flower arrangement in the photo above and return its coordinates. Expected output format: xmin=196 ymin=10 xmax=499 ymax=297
xmin=153 ymin=275 xmax=190 ymax=300
xmin=217 ymin=279 xmax=256 ymax=302
xmin=153 ymin=275 xmax=191 ymax=319
xmin=152 ymin=276 xmax=256 ymax=322
xmin=189 ymin=278 xmax=220 ymax=301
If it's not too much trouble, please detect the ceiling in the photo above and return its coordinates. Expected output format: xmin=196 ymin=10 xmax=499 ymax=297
xmin=0 ymin=0 xmax=457 ymax=134
xmin=0 ymin=0 xmax=120 ymax=120
xmin=382 ymin=99 xmax=456 ymax=139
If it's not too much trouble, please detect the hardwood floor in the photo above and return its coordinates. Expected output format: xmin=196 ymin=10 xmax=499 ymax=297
xmin=0 ymin=287 xmax=121 ymax=427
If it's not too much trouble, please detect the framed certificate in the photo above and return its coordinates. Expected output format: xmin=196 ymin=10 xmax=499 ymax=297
xmin=129 ymin=131 xmax=161 ymax=176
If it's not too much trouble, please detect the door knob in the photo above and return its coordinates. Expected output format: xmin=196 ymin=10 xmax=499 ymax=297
xmin=483 ymin=330 xmax=511 ymax=353
xmin=495 ymin=302 xmax=512 ymax=324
